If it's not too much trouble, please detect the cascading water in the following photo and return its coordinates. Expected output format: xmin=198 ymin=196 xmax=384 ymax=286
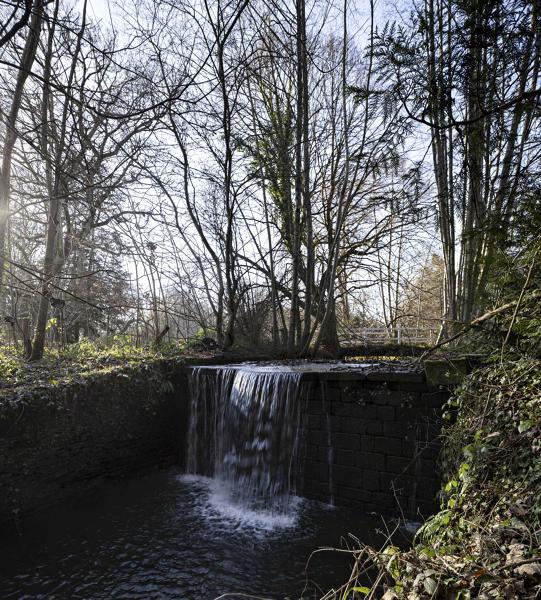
xmin=186 ymin=366 xmax=306 ymax=515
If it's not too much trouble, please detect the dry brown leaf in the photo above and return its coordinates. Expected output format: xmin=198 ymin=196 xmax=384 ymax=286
xmin=514 ymin=562 xmax=541 ymax=579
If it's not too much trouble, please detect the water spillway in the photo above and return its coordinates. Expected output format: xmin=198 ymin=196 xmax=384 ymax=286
xmin=186 ymin=361 xmax=448 ymax=521
xmin=187 ymin=366 xmax=307 ymax=514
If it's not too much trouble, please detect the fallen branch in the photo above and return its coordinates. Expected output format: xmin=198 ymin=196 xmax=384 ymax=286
xmin=419 ymin=290 xmax=541 ymax=361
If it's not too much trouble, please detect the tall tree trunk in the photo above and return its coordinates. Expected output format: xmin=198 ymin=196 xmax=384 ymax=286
xmin=426 ymin=0 xmax=457 ymax=337
xmin=31 ymin=0 xmax=85 ymax=360
xmin=460 ymin=0 xmax=487 ymax=323
xmin=299 ymin=0 xmax=313 ymax=353
xmin=217 ymin=31 xmax=237 ymax=350
xmin=0 ymin=0 xmax=43 ymax=308
xmin=287 ymin=0 xmax=306 ymax=354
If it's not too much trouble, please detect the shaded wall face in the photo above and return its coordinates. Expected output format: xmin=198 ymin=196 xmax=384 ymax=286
xmin=0 ymin=362 xmax=189 ymax=521
xmin=183 ymin=366 xmax=449 ymax=520
xmin=300 ymin=375 xmax=448 ymax=520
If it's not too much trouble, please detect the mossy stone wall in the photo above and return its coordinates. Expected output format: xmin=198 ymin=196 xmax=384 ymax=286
xmin=0 ymin=360 xmax=189 ymax=522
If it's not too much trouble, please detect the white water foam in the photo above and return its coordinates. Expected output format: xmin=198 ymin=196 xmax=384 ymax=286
xmin=402 ymin=520 xmax=422 ymax=534
xmin=178 ymin=474 xmax=302 ymax=531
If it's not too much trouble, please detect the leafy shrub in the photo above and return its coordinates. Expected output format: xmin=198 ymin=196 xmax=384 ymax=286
xmin=375 ymin=359 xmax=541 ymax=598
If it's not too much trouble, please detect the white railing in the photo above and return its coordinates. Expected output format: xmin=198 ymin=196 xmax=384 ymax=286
xmin=338 ymin=326 xmax=438 ymax=346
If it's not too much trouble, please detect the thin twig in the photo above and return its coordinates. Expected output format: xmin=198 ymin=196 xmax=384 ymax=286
xmin=419 ymin=290 xmax=541 ymax=361
xmin=500 ymin=244 xmax=539 ymax=361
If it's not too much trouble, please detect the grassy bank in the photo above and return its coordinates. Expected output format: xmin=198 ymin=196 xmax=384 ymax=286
xmin=0 ymin=338 xmax=192 ymax=399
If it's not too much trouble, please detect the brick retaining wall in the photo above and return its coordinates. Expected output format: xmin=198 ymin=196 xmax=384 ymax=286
xmin=300 ymin=371 xmax=448 ymax=520
xmin=0 ymin=360 xmax=189 ymax=522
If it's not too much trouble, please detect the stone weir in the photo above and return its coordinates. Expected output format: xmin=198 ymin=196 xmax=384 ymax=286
xmin=187 ymin=362 xmax=449 ymax=521
xmin=0 ymin=358 xmax=451 ymax=523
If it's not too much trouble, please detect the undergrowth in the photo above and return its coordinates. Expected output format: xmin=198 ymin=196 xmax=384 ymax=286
xmin=0 ymin=336 xmax=190 ymax=394
xmin=327 ymin=358 xmax=541 ymax=599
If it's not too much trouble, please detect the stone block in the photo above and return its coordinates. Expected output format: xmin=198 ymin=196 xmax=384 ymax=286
xmin=335 ymin=449 xmax=356 ymax=466
xmin=351 ymin=404 xmax=378 ymax=419
xmin=364 ymin=420 xmax=383 ymax=435
xmin=333 ymin=432 xmax=361 ymax=450
xmin=380 ymin=472 xmax=398 ymax=493
xmin=331 ymin=374 xmax=367 ymax=385
xmin=420 ymin=458 xmax=438 ymax=478
xmin=306 ymin=399 xmax=324 ymax=415
xmin=306 ymin=415 xmax=321 ymax=429
xmin=363 ymin=469 xmax=380 ymax=491
xmin=389 ymin=381 xmax=434 ymax=393
xmin=302 ymin=479 xmax=332 ymax=502
xmin=310 ymin=386 xmax=324 ymax=401
xmin=363 ymin=381 xmax=387 ymax=391
xmin=306 ymin=430 xmax=328 ymax=446
xmin=366 ymin=371 xmax=425 ymax=384
xmin=328 ymin=415 xmax=341 ymax=430
xmin=372 ymin=492 xmax=395 ymax=510
xmin=375 ymin=391 xmax=411 ymax=407
xmin=360 ymin=435 xmax=375 ymax=452
xmin=304 ymin=460 xmax=329 ymax=482
xmin=331 ymin=401 xmax=352 ymax=417
xmin=425 ymin=358 xmax=468 ymax=385
xmin=392 ymin=474 xmax=419 ymax=497
xmin=395 ymin=406 xmax=417 ymax=421
xmin=340 ymin=417 xmax=364 ymax=434
xmin=317 ymin=446 xmax=332 ymax=462
xmin=369 ymin=392 xmax=394 ymax=406
xmin=356 ymin=451 xmax=385 ymax=471
xmin=335 ymin=496 xmax=356 ymax=508
xmin=323 ymin=386 xmax=342 ymax=403
xmin=383 ymin=421 xmax=409 ymax=438
xmin=401 ymin=439 xmax=418 ymax=458
xmin=304 ymin=444 xmax=318 ymax=460
xmin=338 ymin=485 xmax=367 ymax=501
xmin=386 ymin=456 xmax=413 ymax=475
xmin=374 ymin=436 xmax=402 ymax=456
xmin=377 ymin=405 xmax=395 ymax=421
xmin=334 ymin=465 xmax=363 ymax=487
xmin=414 ymin=440 xmax=441 ymax=460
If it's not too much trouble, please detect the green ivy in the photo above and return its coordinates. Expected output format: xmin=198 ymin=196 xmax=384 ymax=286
xmin=375 ymin=358 xmax=541 ymax=598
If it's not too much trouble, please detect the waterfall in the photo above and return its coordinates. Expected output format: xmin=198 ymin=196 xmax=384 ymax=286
xmin=186 ymin=366 xmax=305 ymax=514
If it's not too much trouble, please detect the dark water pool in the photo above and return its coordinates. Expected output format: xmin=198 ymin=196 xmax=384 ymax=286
xmin=0 ymin=469 xmax=410 ymax=599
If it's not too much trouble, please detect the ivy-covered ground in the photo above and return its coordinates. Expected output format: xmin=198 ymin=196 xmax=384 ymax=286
xmin=0 ymin=337 xmax=196 ymax=398
xmin=332 ymin=358 xmax=541 ymax=599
